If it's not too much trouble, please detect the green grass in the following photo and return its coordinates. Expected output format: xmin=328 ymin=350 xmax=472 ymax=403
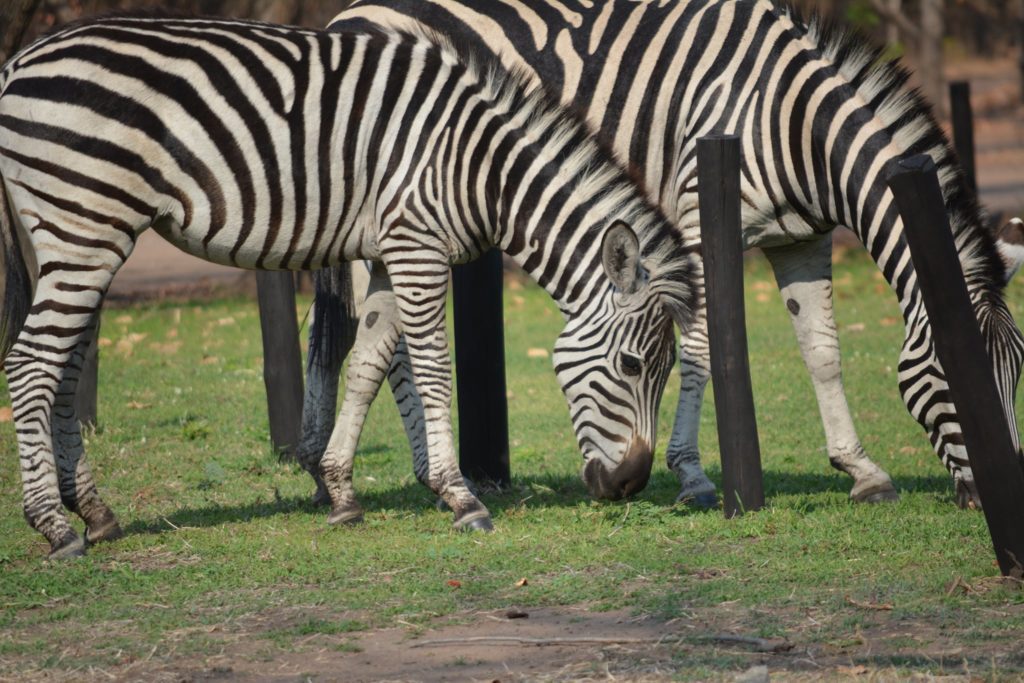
xmin=1 ymin=249 xmax=1023 ymax=678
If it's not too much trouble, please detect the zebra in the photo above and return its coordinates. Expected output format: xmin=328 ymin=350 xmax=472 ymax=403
xmin=296 ymin=0 xmax=1024 ymax=510
xmin=0 ymin=13 xmax=696 ymax=558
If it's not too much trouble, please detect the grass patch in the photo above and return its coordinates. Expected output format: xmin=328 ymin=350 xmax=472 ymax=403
xmin=0 ymin=250 xmax=1022 ymax=679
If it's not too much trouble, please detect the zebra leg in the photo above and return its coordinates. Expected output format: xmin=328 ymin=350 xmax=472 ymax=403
xmin=382 ymin=336 xmax=483 ymax=510
xmin=7 ymin=275 xmax=117 ymax=558
xmin=381 ymin=250 xmax=492 ymax=531
xmin=298 ymin=266 xmax=354 ymax=506
xmin=665 ymin=291 xmax=719 ymax=509
xmin=385 ymin=335 xmax=431 ymax=489
xmin=51 ymin=314 xmax=123 ymax=545
xmin=763 ymin=238 xmax=898 ymax=503
xmin=896 ymin=323 xmax=981 ymax=509
xmin=321 ymin=264 xmax=403 ymax=525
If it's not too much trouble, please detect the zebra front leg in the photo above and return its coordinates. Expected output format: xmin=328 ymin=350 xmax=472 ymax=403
xmin=665 ymin=296 xmax=719 ymax=509
xmin=321 ymin=264 xmax=404 ymax=524
xmin=383 ymin=336 xmax=482 ymax=510
xmin=382 ymin=250 xmax=491 ymax=531
xmin=52 ymin=316 xmax=123 ymax=545
xmin=764 ymin=238 xmax=897 ymax=503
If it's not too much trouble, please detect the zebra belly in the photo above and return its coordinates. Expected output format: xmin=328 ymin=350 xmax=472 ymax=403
xmin=149 ymin=212 xmax=378 ymax=271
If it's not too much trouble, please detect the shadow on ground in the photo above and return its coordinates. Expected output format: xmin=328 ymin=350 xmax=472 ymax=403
xmin=122 ymin=467 xmax=958 ymax=538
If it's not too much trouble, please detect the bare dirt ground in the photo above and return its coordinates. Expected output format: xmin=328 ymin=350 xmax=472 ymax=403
xmin=7 ymin=598 xmax=1024 ymax=682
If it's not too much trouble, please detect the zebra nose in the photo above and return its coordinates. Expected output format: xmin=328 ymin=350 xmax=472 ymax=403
xmin=582 ymin=438 xmax=653 ymax=500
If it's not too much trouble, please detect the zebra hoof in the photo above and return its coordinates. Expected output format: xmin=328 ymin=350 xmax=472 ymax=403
xmin=327 ymin=503 xmax=365 ymax=526
xmin=850 ymin=479 xmax=899 ymax=504
xmin=48 ymin=532 xmax=86 ymax=560
xmin=86 ymin=513 xmax=124 ymax=545
xmin=955 ymin=480 xmax=982 ymax=511
xmin=453 ymin=510 xmax=494 ymax=532
xmin=677 ymin=490 xmax=719 ymax=510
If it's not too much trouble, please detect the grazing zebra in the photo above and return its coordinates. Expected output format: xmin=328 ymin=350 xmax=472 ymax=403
xmin=297 ymin=0 xmax=1024 ymax=510
xmin=0 ymin=14 xmax=695 ymax=558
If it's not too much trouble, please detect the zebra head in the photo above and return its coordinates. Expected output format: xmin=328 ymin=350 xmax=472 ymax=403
xmin=553 ymin=221 xmax=686 ymax=500
xmin=995 ymin=217 xmax=1024 ymax=285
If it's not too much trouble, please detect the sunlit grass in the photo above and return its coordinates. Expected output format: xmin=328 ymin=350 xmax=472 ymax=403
xmin=0 ymin=248 xmax=1022 ymax=676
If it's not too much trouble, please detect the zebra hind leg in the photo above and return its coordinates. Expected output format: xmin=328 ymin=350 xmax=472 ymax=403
xmin=52 ymin=316 xmax=123 ymax=545
xmin=665 ymin=302 xmax=719 ymax=510
xmin=298 ymin=265 xmax=360 ymax=507
xmin=764 ymin=239 xmax=898 ymax=503
xmin=321 ymin=264 xmax=402 ymax=525
xmin=8 ymin=275 xmax=118 ymax=558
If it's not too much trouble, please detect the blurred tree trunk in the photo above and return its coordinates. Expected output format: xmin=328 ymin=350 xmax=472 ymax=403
xmin=870 ymin=0 xmax=945 ymax=116
xmin=0 ymin=0 xmax=43 ymax=64
xmin=920 ymin=0 xmax=945 ymax=117
xmin=886 ymin=0 xmax=901 ymax=46
xmin=1019 ymin=0 xmax=1024 ymax=104
xmin=218 ymin=0 xmax=302 ymax=24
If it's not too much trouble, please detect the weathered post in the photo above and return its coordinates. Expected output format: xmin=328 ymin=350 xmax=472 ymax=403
xmin=889 ymin=155 xmax=1024 ymax=579
xmin=697 ymin=135 xmax=765 ymax=518
xmin=949 ymin=81 xmax=977 ymax=196
xmin=255 ymin=271 xmax=305 ymax=457
xmin=452 ymin=249 xmax=511 ymax=487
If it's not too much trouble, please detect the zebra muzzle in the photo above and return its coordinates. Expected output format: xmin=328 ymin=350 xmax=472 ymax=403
xmin=582 ymin=438 xmax=653 ymax=500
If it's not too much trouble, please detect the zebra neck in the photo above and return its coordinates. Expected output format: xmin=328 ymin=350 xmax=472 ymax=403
xmin=831 ymin=157 xmax=999 ymax=320
xmin=486 ymin=156 xmax=643 ymax=315
xmin=495 ymin=208 xmax=608 ymax=317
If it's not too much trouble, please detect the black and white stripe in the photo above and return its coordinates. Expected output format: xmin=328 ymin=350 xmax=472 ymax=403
xmin=303 ymin=0 xmax=1024 ymax=509
xmin=0 ymin=13 xmax=695 ymax=557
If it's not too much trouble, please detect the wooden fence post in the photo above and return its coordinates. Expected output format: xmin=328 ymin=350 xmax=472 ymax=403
xmin=452 ymin=249 xmax=511 ymax=487
xmin=888 ymin=155 xmax=1024 ymax=579
xmin=697 ymin=135 xmax=765 ymax=518
xmin=255 ymin=271 xmax=305 ymax=458
xmin=949 ymin=81 xmax=977 ymax=196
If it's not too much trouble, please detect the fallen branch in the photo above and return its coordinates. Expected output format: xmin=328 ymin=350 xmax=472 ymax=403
xmin=945 ymin=576 xmax=974 ymax=597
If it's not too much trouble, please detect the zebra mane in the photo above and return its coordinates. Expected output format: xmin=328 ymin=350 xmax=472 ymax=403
xmin=774 ymin=2 xmax=1005 ymax=292
xmin=388 ymin=22 xmax=696 ymax=320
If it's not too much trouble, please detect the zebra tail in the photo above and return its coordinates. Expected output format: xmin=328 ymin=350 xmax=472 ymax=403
xmin=0 ymin=178 xmax=31 ymax=362
xmin=309 ymin=264 xmax=357 ymax=368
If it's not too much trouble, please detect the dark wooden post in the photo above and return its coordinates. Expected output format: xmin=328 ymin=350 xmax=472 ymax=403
xmin=74 ymin=317 xmax=99 ymax=428
xmin=889 ymin=155 xmax=1024 ymax=579
xmin=255 ymin=271 xmax=305 ymax=457
xmin=697 ymin=135 xmax=765 ymax=518
xmin=452 ymin=249 xmax=510 ymax=487
xmin=949 ymin=81 xmax=977 ymax=196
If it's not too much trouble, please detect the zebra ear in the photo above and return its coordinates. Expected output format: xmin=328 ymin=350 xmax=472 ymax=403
xmin=602 ymin=220 xmax=644 ymax=294
xmin=996 ymin=217 xmax=1024 ymax=285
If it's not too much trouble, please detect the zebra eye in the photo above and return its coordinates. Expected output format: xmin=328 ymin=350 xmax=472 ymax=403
xmin=620 ymin=352 xmax=642 ymax=377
